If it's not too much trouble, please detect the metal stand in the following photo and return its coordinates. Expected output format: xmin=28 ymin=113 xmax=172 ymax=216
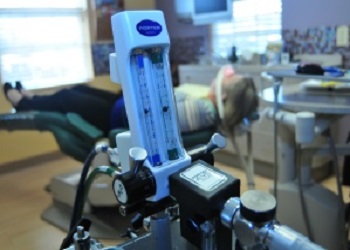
xmin=150 ymin=213 xmax=172 ymax=250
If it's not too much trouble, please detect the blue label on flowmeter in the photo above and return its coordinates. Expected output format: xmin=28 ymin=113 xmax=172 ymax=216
xmin=137 ymin=20 xmax=162 ymax=37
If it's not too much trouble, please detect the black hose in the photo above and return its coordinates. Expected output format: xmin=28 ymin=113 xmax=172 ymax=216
xmin=59 ymin=147 xmax=98 ymax=250
xmin=69 ymin=148 xmax=98 ymax=230
xmin=326 ymin=130 xmax=347 ymax=247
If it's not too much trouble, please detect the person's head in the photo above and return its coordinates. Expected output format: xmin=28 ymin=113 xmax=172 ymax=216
xmin=209 ymin=65 xmax=259 ymax=135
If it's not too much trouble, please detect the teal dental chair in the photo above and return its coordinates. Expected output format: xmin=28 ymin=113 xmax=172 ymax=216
xmin=0 ymin=110 xmax=216 ymax=207
xmin=0 ymin=111 xmax=215 ymax=162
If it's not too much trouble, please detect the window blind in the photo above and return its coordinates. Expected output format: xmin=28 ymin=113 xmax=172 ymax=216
xmin=0 ymin=0 xmax=93 ymax=89
xmin=211 ymin=0 xmax=282 ymax=58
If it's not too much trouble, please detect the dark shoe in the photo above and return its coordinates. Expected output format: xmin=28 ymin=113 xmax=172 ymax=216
xmin=3 ymin=82 xmax=13 ymax=97
xmin=15 ymin=81 xmax=23 ymax=91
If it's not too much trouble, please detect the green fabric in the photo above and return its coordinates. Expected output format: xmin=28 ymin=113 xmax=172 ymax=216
xmin=1 ymin=111 xmax=216 ymax=162
xmin=33 ymin=112 xmax=103 ymax=161
xmin=34 ymin=112 xmax=103 ymax=142
xmin=66 ymin=113 xmax=103 ymax=144
xmin=0 ymin=111 xmax=99 ymax=161
xmin=48 ymin=125 xmax=93 ymax=162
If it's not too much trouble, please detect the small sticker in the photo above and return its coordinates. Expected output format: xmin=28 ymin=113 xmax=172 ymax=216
xmin=180 ymin=163 xmax=227 ymax=191
xmin=137 ymin=19 xmax=163 ymax=37
xmin=114 ymin=179 xmax=127 ymax=203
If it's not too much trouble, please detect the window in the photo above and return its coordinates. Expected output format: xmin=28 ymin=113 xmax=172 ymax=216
xmin=0 ymin=0 xmax=93 ymax=89
xmin=211 ymin=0 xmax=282 ymax=59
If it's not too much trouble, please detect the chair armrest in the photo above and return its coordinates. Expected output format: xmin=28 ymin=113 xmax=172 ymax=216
xmin=182 ymin=128 xmax=215 ymax=149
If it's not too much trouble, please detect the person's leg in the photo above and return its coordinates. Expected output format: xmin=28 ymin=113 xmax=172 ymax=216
xmin=70 ymin=85 xmax=122 ymax=105
xmin=16 ymin=90 xmax=71 ymax=112
xmin=14 ymin=81 xmax=35 ymax=98
xmin=5 ymin=89 xmax=23 ymax=107
xmin=9 ymin=84 xmax=121 ymax=113
xmin=16 ymin=89 xmax=115 ymax=136
xmin=56 ymin=90 xmax=114 ymax=136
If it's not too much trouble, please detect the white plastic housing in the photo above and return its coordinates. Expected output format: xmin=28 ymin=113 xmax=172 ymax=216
xmin=110 ymin=11 xmax=191 ymax=201
xmin=296 ymin=112 xmax=315 ymax=144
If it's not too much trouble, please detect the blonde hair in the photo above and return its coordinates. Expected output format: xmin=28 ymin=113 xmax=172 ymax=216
xmin=221 ymin=77 xmax=259 ymax=135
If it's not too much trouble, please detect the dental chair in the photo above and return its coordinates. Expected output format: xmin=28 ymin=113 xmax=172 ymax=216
xmin=0 ymin=110 xmax=216 ymax=208
xmin=0 ymin=68 xmax=259 ymax=209
xmin=0 ymin=111 xmax=104 ymax=162
xmin=0 ymin=111 xmax=214 ymax=161
xmin=0 ymin=86 xmax=258 ymax=242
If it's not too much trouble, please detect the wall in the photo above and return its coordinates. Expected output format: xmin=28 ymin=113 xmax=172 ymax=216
xmin=91 ymin=0 xmax=211 ymax=73
xmin=124 ymin=0 xmax=155 ymax=10
xmin=155 ymin=0 xmax=350 ymax=66
xmin=156 ymin=0 xmax=210 ymax=64
xmin=0 ymin=0 xmax=151 ymax=166
xmin=282 ymin=0 xmax=350 ymax=68
xmin=156 ymin=0 xmax=209 ymax=39
xmin=282 ymin=0 xmax=350 ymax=30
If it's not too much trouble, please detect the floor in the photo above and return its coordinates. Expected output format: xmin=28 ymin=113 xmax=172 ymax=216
xmin=0 ymin=152 xmax=349 ymax=250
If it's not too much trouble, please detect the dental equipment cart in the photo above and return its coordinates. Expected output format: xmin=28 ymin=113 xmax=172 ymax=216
xmin=261 ymin=70 xmax=350 ymax=250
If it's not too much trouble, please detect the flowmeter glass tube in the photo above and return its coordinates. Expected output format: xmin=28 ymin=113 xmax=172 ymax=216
xmin=150 ymin=50 xmax=179 ymax=161
xmin=131 ymin=48 xmax=183 ymax=167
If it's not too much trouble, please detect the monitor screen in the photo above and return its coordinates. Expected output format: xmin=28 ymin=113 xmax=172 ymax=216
xmin=175 ymin=0 xmax=232 ymax=25
xmin=194 ymin=1 xmax=227 ymax=14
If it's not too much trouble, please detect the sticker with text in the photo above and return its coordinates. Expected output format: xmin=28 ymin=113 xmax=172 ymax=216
xmin=180 ymin=163 xmax=227 ymax=191
xmin=137 ymin=19 xmax=162 ymax=37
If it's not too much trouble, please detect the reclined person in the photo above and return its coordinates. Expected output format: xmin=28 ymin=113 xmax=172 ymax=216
xmin=2 ymin=65 xmax=258 ymax=159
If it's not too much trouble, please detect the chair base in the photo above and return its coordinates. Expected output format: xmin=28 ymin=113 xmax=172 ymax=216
xmin=49 ymin=169 xmax=118 ymax=208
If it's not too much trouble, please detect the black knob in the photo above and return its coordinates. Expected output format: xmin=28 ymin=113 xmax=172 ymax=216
xmin=113 ymin=167 xmax=156 ymax=205
xmin=131 ymin=213 xmax=144 ymax=229
xmin=240 ymin=190 xmax=276 ymax=224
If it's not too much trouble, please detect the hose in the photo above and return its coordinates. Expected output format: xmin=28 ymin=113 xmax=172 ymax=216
xmin=272 ymin=82 xmax=281 ymax=199
xmin=77 ymin=165 xmax=119 ymax=222
xmin=296 ymin=144 xmax=314 ymax=241
xmin=60 ymin=144 xmax=114 ymax=250
xmin=326 ymin=129 xmax=347 ymax=247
